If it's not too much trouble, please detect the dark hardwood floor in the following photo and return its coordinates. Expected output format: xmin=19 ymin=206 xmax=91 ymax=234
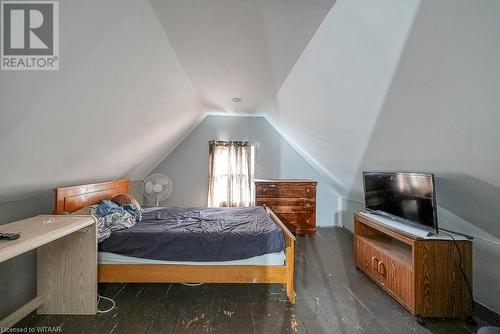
xmin=12 ymin=227 xmax=498 ymax=333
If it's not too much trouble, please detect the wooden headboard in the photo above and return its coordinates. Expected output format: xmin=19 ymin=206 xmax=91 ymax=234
xmin=54 ymin=179 xmax=131 ymax=214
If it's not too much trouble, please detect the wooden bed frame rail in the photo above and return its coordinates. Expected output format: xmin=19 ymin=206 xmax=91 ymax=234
xmin=54 ymin=179 xmax=296 ymax=303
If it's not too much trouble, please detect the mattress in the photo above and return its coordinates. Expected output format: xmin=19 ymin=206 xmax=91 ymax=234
xmin=99 ymin=251 xmax=286 ymax=266
xmin=99 ymin=206 xmax=285 ymax=262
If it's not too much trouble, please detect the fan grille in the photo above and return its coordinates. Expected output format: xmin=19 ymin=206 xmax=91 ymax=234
xmin=142 ymin=173 xmax=173 ymax=206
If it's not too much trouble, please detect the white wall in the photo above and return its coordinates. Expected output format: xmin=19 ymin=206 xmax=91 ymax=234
xmin=265 ymin=0 xmax=420 ymax=196
xmin=0 ymin=0 xmax=203 ymax=318
xmin=0 ymin=0 xmax=203 ymax=203
xmin=266 ymin=0 xmax=500 ymax=313
xmin=355 ymin=0 xmax=500 ymax=313
xmin=151 ymin=115 xmax=340 ymax=226
xmin=1 ymin=0 xmax=499 ymax=316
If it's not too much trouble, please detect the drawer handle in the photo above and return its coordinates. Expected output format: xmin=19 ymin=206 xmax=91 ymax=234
xmin=378 ymin=261 xmax=386 ymax=276
xmin=371 ymin=257 xmax=378 ymax=269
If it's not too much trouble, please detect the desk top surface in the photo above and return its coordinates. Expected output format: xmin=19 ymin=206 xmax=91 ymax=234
xmin=0 ymin=215 xmax=95 ymax=263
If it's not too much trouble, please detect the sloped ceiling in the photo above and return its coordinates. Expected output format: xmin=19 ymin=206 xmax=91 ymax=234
xmin=0 ymin=0 xmax=203 ymax=201
xmin=5 ymin=0 xmax=497 ymax=217
xmin=264 ymin=0 xmax=421 ymax=197
xmin=265 ymin=0 xmax=500 ymax=212
xmin=2 ymin=0 xmax=499 ymax=314
xmin=0 ymin=0 xmax=337 ymax=201
xmin=267 ymin=0 xmax=500 ymax=259
xmin=265 ymin=0 xmax=500 ymax=313
xmin=149 ymin=0 xmax=336 ymax=113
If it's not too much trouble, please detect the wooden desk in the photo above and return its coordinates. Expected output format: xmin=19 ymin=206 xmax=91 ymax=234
xmin=0 ymin=215 xmax=97 ymax=331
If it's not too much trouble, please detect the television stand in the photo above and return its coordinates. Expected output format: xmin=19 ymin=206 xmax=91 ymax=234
xmin=354 ymin=212 xmax=473 ymax=319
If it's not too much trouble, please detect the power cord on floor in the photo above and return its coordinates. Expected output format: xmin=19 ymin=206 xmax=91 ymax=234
xmin=181 ymin=282 xmax=205 ymax=286
xmin=97 ymin=294 xmax=116 ymax=314
xmin=96 ymin=282 xmax=203 ymax=313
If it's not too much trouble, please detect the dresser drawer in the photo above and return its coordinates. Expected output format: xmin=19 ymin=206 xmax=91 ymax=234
xmin=256 ymin=198 xmax=315 ymax=213
xmin=277 ymin=213 xmax=315 ymax=227
xmin=256 ymin=185 xmax=315 ymax=199
xmin=259 ymin=204 xmax=314 ymax=214
xmin=278 ymin=214 xmax=315 ymax=235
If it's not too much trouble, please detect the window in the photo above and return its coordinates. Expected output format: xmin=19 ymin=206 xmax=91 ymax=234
xmin=207 ymin=140 xmax=255 ymax=207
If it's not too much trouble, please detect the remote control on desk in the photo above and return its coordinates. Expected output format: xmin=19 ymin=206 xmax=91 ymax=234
xmin=0 ymin=232 xmax=20 ymax=240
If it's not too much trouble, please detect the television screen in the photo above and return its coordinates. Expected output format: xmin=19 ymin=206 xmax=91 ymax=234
xmin=363 ymin=171 xmax=438 ymax=232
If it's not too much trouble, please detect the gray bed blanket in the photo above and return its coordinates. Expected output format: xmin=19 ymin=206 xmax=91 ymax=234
xmin=99 ymin=206 xmax=286 ymax=262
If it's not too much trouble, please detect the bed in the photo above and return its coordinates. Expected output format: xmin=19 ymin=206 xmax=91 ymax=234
xmin=53 ymin=179 xmax=296 ymax=303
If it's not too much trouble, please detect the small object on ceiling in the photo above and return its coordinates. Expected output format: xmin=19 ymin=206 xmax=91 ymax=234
xmin=232 ymin=97 xmax=242 ymax=103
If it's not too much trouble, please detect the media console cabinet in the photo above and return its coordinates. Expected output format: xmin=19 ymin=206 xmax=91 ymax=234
xmin=354 ymin=212 xmax=473 ymax=318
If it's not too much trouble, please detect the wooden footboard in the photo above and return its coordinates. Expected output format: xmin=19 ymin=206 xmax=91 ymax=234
xmin=266 ymin=207 xmax=296 ymax=303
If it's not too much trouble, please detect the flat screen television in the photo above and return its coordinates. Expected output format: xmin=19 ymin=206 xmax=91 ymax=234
xmin=363 ymin=171 xmax=439 ymax=234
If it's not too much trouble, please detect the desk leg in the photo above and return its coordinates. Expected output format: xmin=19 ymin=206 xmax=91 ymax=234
xmin=37 ymin=225 xmax=97 ymax=314
xmin=0 ymin=296 xmax=42 ymax=332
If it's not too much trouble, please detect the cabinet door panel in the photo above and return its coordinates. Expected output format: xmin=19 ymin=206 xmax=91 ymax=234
xmin=355 ymin=237 xmax=370 ymax=271
xmin=387 ymin=258 xmax=414 ymax=308
xmin=356 ymin=238 xmax=380 ymax=279
xmin=373 ymin=249 xmax=388 ymax=287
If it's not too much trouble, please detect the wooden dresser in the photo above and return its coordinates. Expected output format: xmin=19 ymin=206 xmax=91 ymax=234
xmin=254 ymin=179 xmax=317 ymax=235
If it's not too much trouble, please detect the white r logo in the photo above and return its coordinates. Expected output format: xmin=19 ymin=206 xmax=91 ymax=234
xmin=10 ymin=8 xmax=48 ymax=49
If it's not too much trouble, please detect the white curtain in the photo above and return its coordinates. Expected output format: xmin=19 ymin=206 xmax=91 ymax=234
xmin=207 ymin=141 xmax=254 ymax=207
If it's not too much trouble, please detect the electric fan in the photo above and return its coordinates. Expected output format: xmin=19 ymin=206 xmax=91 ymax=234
xmin=142 ymin=173 xmax=173 ymax=206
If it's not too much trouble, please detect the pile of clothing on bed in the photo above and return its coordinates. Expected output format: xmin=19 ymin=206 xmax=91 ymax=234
xmin=91 ymin=199 xmax=142 ymax=242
